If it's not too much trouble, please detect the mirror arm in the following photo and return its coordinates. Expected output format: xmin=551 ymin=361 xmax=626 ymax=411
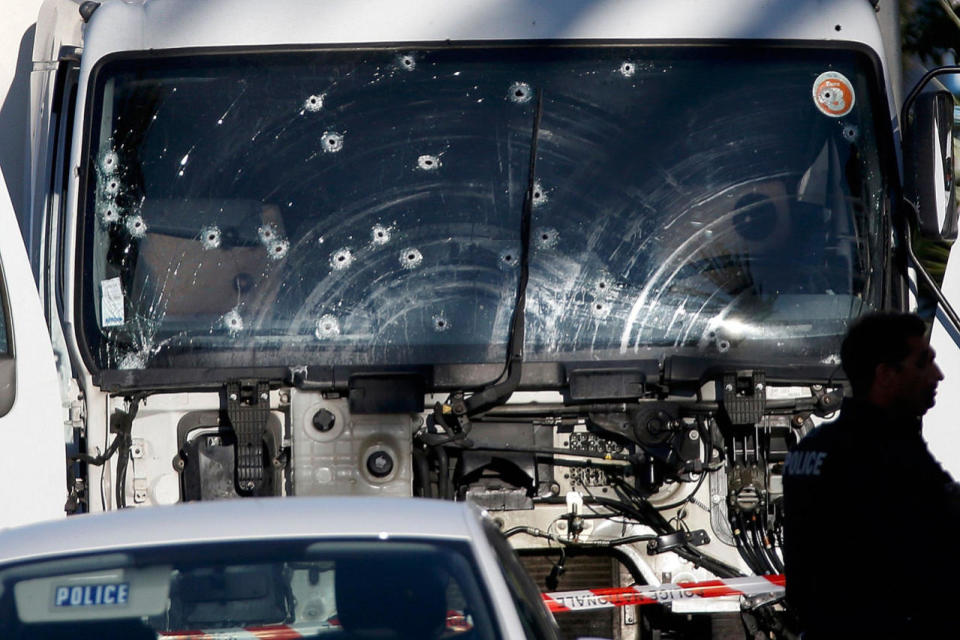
xmin=903 ymin=201 xmax=960 ymax=335
xmin=901 ymin=65 xmax=960 ymax=127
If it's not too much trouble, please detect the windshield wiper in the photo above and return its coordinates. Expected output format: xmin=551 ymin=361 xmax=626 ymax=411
xmin=440 ymin=90 xmax=543 ymax=426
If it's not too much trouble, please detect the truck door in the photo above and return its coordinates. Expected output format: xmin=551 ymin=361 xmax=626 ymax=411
xmin=0 ymin=174 xmax=66 ymax=528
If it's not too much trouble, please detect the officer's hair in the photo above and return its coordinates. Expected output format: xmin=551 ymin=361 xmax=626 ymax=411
xmin=840 ymin=312 xmax=927 ymax=396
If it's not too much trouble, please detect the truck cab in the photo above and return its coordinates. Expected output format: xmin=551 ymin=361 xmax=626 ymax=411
xmin=21 ymin=0 xmax=960 ymax=636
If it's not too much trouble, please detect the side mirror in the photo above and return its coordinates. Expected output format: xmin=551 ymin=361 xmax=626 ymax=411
xmin=904 ymin=69 xmax=960 ymax=241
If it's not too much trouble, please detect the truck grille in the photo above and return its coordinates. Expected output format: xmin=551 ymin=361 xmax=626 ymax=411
xmin=519 ymin=553 xmax=617 ymax=639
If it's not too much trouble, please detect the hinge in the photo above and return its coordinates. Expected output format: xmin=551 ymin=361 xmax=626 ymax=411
xmin=66 ymin=399 xmax=85 ymax=428
xmin=719 ymin=370 xmax=766 ymax=426
xmin=225 ymin=380 xmax=270 ymax=494
xmin=65 ymin=380 xmax=85 ymax=432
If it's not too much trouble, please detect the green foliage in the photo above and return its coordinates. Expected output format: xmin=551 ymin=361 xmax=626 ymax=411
xmin=914 ymin=232 xmax=953 ymax=282
xmin=901 ymin=0 xmax=960 ymax=65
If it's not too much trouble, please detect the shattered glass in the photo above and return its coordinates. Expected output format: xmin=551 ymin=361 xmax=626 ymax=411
xmin=82 ymin=47 xmax=886 ymax=371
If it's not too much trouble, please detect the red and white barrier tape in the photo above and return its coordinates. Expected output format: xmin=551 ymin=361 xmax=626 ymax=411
xmin=542 ymin=574 xmax=786 ymax=613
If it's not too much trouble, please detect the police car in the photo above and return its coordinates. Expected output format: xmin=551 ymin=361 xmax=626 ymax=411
xmin=0 ymin=497 xmax=564 ymax=639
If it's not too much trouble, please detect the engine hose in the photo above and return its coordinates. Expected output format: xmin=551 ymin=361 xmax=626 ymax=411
xmin=113 ymin=395 xmax=144 ymax=510
xmin=747 ymin=517 xmax=775 ymax=575
xmin=742 ymin=515 xmax=773 ymax=575
xmin=412 ymin=448 xmax=433 ymax=498
xmin=757 ymin=521 xmax=784 ymax=574
xmin=434 ymin=446 xmax=452 ymax=500
xmin=588 ymin=495 xmax=744 ymax=578
xmin=733 ymin=514 xmax=767 ymax=575
xmin=755 ymin=519 xmax=784 ymax=573
xmin=733 ymin=527 xmax=762 ymax=574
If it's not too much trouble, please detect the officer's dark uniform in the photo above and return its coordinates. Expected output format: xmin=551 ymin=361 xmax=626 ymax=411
xmin=783 ymin=397 xmax=960 ymax=638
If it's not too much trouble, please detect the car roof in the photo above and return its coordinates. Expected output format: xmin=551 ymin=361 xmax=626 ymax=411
xmin=0 ymin=497 xmax=486 ymax=565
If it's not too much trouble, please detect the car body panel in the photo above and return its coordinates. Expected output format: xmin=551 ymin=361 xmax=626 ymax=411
xmin=0 ymin=497 xmax=537 ymax=638
xmin=0 ymin=174 xmax=66 ymax=529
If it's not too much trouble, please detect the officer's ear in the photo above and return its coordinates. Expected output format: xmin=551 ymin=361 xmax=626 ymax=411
xmin=873 ymin=361 xmax=902 ymax=393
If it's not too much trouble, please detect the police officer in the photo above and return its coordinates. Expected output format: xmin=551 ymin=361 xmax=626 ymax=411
xmin=783 ymin=312 xmax=958 ymax=638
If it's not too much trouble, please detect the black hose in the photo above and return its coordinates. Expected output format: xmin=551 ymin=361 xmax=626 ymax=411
xmin=108 ymin=395 xmax=144 ymax=510
xmin=412 ymin=448 xmax=433 ymax=498
xmin=733 ymin=514 xmax=766 ymax=575
xmin=747 ymin=517 xmax=775 ymax=575
xmin=754 ymin=518 xmax=784 ymax=573
xmin=587 ymin=494 xmax=744 ymax=578
xmin=435 ymin=446 xmax=451 ymax=500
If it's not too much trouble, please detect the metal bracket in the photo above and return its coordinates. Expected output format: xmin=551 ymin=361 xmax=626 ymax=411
xmin=647 ymin=529 xmax=710 ymax=555
xmin=225 ymin=380 xmax=270 ymax=494
xmin=719 ymin=370 xmax=766 ymax=426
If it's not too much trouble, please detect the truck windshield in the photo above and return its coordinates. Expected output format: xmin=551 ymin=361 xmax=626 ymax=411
xmin=81 ymin=46 xmax=888 ymax=372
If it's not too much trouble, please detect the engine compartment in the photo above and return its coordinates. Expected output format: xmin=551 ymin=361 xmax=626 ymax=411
xmin=73 ymin=370 xmax=842 ymax=628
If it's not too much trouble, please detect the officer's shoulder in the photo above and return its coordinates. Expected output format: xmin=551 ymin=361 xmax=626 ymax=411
xmin=795 ymin=418 xmax=842 ymax=449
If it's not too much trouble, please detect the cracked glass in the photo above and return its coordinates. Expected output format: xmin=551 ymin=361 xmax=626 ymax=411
xmin=82 ymin=46 xmax=888 ymax=371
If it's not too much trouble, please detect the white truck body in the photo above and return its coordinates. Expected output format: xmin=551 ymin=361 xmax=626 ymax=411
xmin=11 ymin=0 xmax=960 ymax=637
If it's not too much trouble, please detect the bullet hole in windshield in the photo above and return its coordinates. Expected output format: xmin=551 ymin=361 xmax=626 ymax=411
xmin=535 ymin=227 xmax=559 ymax=250
xmin=223 ymin=308 xmax=244 ymax=335
xmin=126 ymin=215 xmax=147 ymax=238
xmin=100 ymin=150 xmax=119 ymax=174
xmin=841 ymin=123 xmax=859 ymax=142
xmin=330 ymin=248 xmax=354 ymax=270
xmin=371 ymin=224 xmax=392 ymax=245
xmin=400 ymin=247 xmax=423 ymax=270
xmin=103 ymin=177 xmax=121 ymax=197
xmin=322 ymin=132 xmax=344 ymax=153
xmin=433 ymin=313 xmax=450 ymax=332
xmin=507 ymin=82 xmax=533 ymax=104
xmin=315 ymin=314 xmax=341 ymax=339
xmin=267 ymin=238 xmax=290 ymax=261
xmin=258 ymin=224 xmax=279 ymax=244
xmin=99 ymin=202 xmax=120 ymax=225
xmin=398 ymin=54 xmax=416 ymax=71
xmin=717 ymin=339 xmax=731 ymax=353
xmin=531 ymin=180 xmax=547 ymax=206
xmin=200 ymin=225 xmax=222 ymax=250
xmin=417 ymin=154 xmax=441 ymax=171
xmin=303 ymin=94 xmax=324 ymax=112
xmin=509 ymin=82 xmax=532 ymax=104
xmin=592 ymin=301 xmax=610 ymax=318
xmin=499 ymin=247 xmax=520 ymax=269
xmin=619 ymin=62 xmax=636 ymax=78
xmin=594 ymin=274 xmax=617 ymax=298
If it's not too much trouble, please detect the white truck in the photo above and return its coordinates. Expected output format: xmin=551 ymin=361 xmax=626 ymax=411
xmin=6 ymin=0 xmax=959 ymax=637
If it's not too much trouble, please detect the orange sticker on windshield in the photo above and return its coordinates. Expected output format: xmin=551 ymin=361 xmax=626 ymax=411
xmin=812 ymin=71 xmax=855 ymax=118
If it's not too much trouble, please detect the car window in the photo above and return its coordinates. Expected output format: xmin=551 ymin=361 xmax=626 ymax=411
xmin=483 ymin=522 xmax=559 ymax=640
xmin=0 ymin=538 xmax=501 ymax=640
